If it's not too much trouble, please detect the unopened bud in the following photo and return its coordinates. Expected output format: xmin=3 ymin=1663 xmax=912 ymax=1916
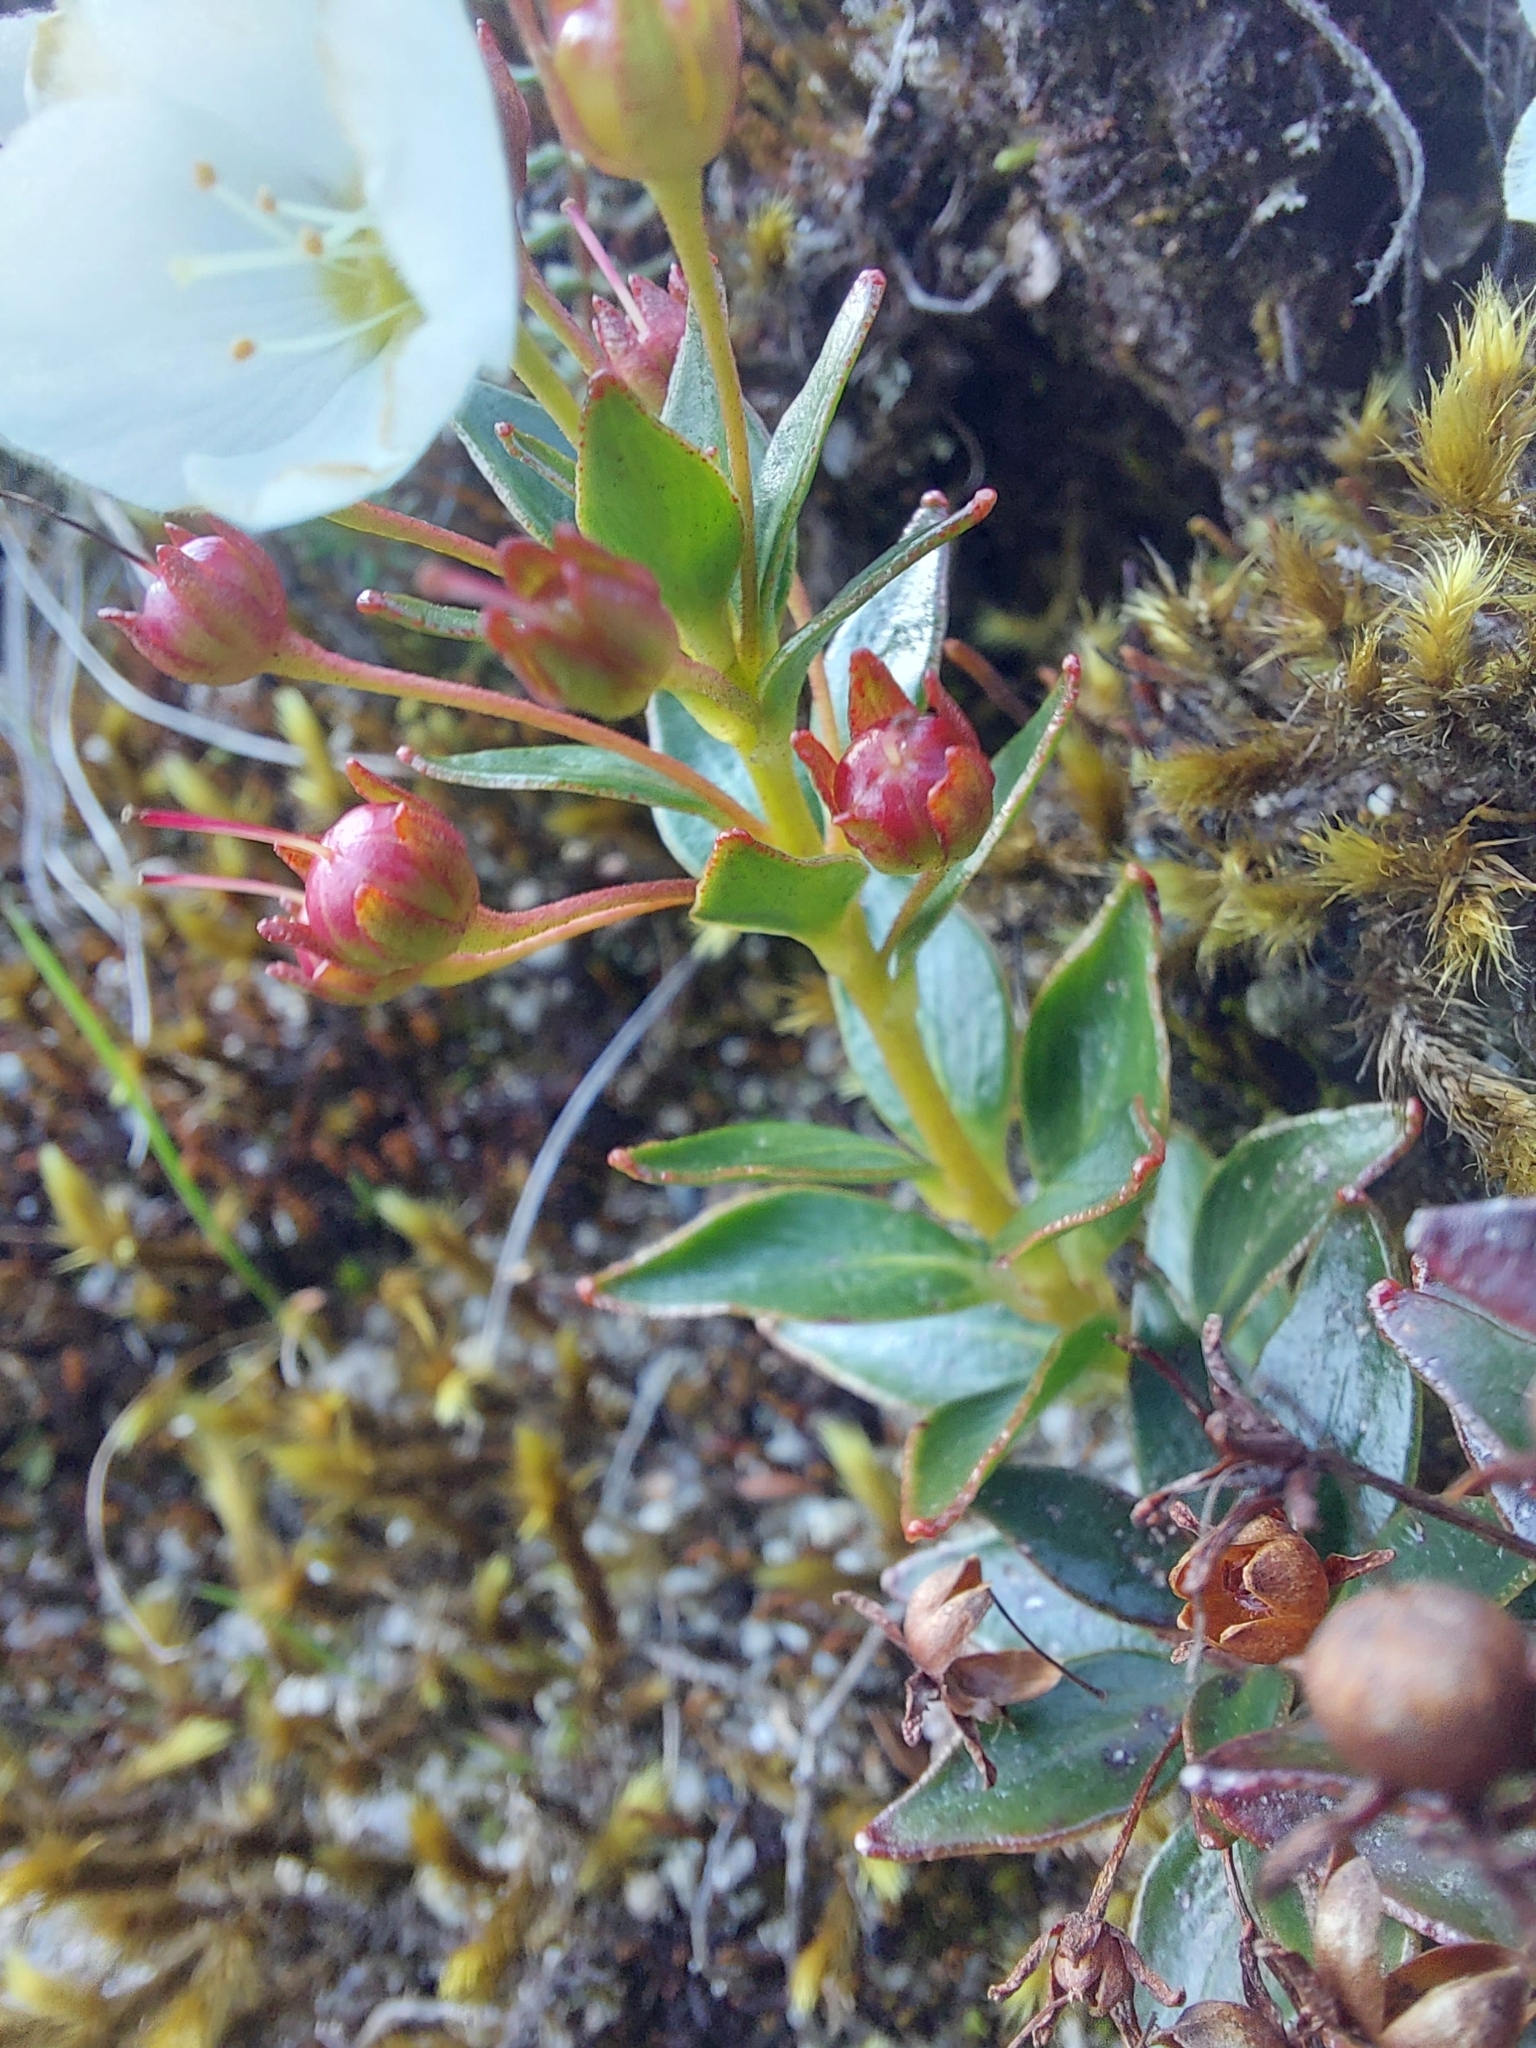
xmin=255 ymin=764 xmax=481 ymax=1004
xmin=1300 ymin=1581 xmax=1536 ymax=1799
xmin=101 ymin=521 xmax=288 ymax=687
xmin=792 ymin=652 xmax=994 ymax=874
xmin=507 ymin=0 xmax=740 ymax=185
xmin=480 ymin=524 xmax=681 ymax=720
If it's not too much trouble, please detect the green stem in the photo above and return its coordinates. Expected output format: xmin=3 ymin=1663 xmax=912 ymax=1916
xmin=514 ymin=328 xmax=584 ymax=444
xmin=521 ymin=252 xmax=603 ymax=375
xmin=747 ymin=738 xmax=823 ymax=858
xmin=649 ymin=174 xmax=760 ymax=666
xmin=816 ymin=906 xmax=1016 ymax=1238
xmin=272 ymin=632 xmax=767 ymax=840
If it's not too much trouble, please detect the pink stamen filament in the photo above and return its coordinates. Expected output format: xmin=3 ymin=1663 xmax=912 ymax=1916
xmin=561 ymin=201 xmax=647 ymax=334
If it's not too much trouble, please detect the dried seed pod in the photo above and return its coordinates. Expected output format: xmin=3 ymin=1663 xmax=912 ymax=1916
xmin=1301 ymin=1581 xmax=1536 ymax=1798
xmin=1159 ymin=2004 xmax=1287 ymax=2048
xmin=1379 ymin=1964 xmax=1527 ymax=2048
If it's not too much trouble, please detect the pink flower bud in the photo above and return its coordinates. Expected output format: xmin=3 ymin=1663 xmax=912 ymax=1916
xmin=507 ymin=0 xmax=740 ymax=185
xmin=591 ymin=266 xmax=688 ymax=411
xmin=792 ymin=652 xmax=994 ymax=874
xmin=254 ymin=764 xmax=481 ymax=1004
xmin=100 ymin=521 xmax=289 ymax=687
xmin=479 ymin=523 xmax=681 ymax=720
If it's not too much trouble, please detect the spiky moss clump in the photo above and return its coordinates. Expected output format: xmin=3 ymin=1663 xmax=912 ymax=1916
xmin=1128 ymin=281 xmax=1536 ymax=1189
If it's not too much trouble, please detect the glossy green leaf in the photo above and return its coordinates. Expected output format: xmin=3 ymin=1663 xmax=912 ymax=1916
xmin=856 ymin=1651 xmax=1183 ymax=1861
xmin=1185 ymin=1666 xmax=1292 ymax=1762
xmin=646 ymin=689 xmax=761 ymax=876
xmin=901 ymin=1315 xmax=1121 ymax=1537
xmin=759 ymin=488 xmax=996 ymax=736
xmin=833 ymin=878 xmax=1013 ymax=1176
xmin=998 ymin=1108 xmax=1166 ymax=1267
xmin=882 ymin=1539 xmax=1163 ymax=1662
xmin=1253 ymin=1205 xmax=1417 ymax=1537
xmin=693 ymin=830 xmax=865 ymax=938
xmin=754 ymin=269 xmax=883 ymax=623
xmin=977 ymin=1466 xmax=1184 ymax=1630
xmin=888 ymin=678 xmax=1077 ymax=972
xmin=1368 ymin=1499 xmax=1536 ymax=1605
xmin=611 ymin=1121 xmax=921 ymax=1187
xmin=823 ymin=497 xmax=950 ymax=738
xmin=1129 ymin=1275 xmax=1212 ymax=1495
xmin=577 ymin=377 xmax=743 ymax=653
xmin=454 ymin=383 xmax=574 ymax=544
xmin=1021 ymin=868 xmax=1168 ymax=1183
xmin=1354 ymin=1811 xmax=1522 ymax=1946
xmin=1130 ymin=1822 xmax=1244 ymax=2020
xmin=662 ymin=299 xmax=771 ymax=474
xmin=1146 ymin=1126 xmax=1217 ymax=1318
xmin=588 ymin=1189 xmax=997 ymax=1320
xmin=411 ymin=742 xmax=740 ymax=826
xmin=1190 ymin=1103 xmax=1418 ymax=1332
xmin=766 ymin=1302 xmax=1056 ymax=1411
xmin=1371 ymin=1279 xmax=1536 ymax=1542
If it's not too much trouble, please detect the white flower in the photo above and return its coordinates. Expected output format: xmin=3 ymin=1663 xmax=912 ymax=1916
xmin=0 ymin=0 xmax=515 ymax=529
xmin=1507 ymin=0 xmax=1536 ymax=223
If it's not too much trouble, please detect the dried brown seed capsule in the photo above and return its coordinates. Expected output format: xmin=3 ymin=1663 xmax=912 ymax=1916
xmin=1300 ymin=1581 xmax=1535 ymax=1798
xmin=1159 ymin=2005 xmax=1287 ymax=2048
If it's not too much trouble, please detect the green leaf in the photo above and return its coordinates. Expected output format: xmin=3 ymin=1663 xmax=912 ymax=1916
xmin=767 ymin=1302 xmax=1056 ymax=1410
xmin=662 ymin=299 xmax=771 ymax=473
xmin=1130 ymin=1822 xmax=1245 ymax=2020
xmin=1371 ymin=1278 xmax=1536 ymax=1541
xmin=1369 ymin=1499 xmax=1536 ymax=1605
xmin=759 ymin=488 xmax=996 ymax=737
xmin=1253 ymin=1204 xmax=1417 ymax=1536
xmin=1354 ymin=1811 xmax=1523 ymax=1946
xmin=411 ymin=743 xmax=740 ymax=826
xmin=356 ymin=590 xmax=481 ymax=641
xmin=823 ymin=495 xmax=951 ymax=738
xmin=887 ymin=677 xmax=1077 ymax=972
xmin=856 ymin=1651 xmax=1183 ymax=1861
xmin=587 ymin=1188 xmax=997 ymax=1321
xmin=1021 ymin=868 xmax=1169 ymax=1183
xmin=646 ymin=689 xmax=761 ymax=876
xmin=1145 ymin=1126 xmax=1217 ymax=1318
xmin=1000 ymin=868 xmax=1168 ymax=1265
xmin=577 ymin=376 xmax=744 ymax=654
xmin=833 ymin=878 xmax=1013 ymax=1176
xmin=901 ymin=1315 xmax=1121 ymax=1538
xmin=693 ymin=831 xmax=865 ymax=939
xmin=754 ymin=269 xmax=883 ymax=624
xmin=1189 ymin=1102 xmax=1419 ymax=1332
xmin=976 ymin=1466 xmax=1184 ymax=1630
xmin=1184 ymin=1666 xmax=1292 ymax=1762
xmin=882 ymin=1538 xmax=1164 ymax=1661
xmin=454 ymin=383 xmax=575 ymax=545
xmin=611 ymin=1121 xmax=922 ymax=1187
xmin=1129 ymin=1275 xmax=1212 ymax=1495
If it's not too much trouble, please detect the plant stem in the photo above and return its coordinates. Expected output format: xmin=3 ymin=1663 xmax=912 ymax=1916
xmin=514 ymin=328 xmax=583 ymax=443
xmin=426 ymin=880 xmax=697 ymax=986
xmin=272 ymin=633 xmax=766 ymax=839
xmin=522 ymin=255 xmax=603 ymax=375
xmin=648 ymin=174 xmax=760 ymax=666
xmin=817 ymin=905 xmax=1016 ymax=1237
xmin=747 ymin=737 xmax=824 ymax=858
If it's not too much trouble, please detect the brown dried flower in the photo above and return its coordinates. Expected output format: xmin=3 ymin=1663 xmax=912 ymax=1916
xmin=836 ymin=1556 xmax=1061 ymax=1786
xmin=1168 ymin=1505 xmax=1390 ymax=1665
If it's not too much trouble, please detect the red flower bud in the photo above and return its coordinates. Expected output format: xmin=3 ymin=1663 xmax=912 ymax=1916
xmin=478 ymin=523 xmax=681 ymax=721
xmin=254 ymin=764 xmax=480 ymax=1003
xmin=100 ymin=521 xmax=288 ymax=687
xmin=508 ymin=0 xmax=740 ymax=185
xmin=792 ymin=652 xmax=994 ymax=874
xmin=591 ymin=266 xmax=688 ymax=411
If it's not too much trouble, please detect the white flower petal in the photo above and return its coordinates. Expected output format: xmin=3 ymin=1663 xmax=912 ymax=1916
xmin=0 ymin=10 xmax=42 ymax=140
xmin=0 ymin=96 xmax=356 ymax=507
xmin=1506 ymin=96 xmax=1536 ymax=224
xmin=31 ymin=0 xmax=352 ymax=188
xmin=1523 ymin=0 xmax=1536 ymax=42
xmin=186 ymin=316 xmax=473 ymax=526
xmin=320 ymin=0 xmax=515 ymax=369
